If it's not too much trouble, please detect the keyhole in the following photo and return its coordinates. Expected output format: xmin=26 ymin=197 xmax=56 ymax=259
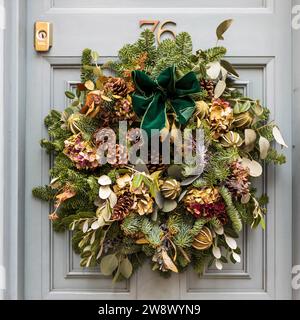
xmin=38 ymin=30 xmax=47 ymax=40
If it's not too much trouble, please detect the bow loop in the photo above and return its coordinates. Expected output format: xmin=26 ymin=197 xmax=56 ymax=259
xmin=132 ymin=66 xmax=201 ymax=135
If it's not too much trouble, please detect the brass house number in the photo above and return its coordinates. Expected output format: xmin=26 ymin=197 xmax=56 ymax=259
xmin=139 ymin=20 xmax=176 ymax=43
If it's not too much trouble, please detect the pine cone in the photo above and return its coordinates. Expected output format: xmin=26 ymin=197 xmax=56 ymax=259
xmin=226 ymin=161 xmax=250 ymax=198
xmin=113 ymin=97 xmax=136 ymax=123
xmin=99 ymin=111 xmax=112 ymax=126
xmin=111 ymin=192 xmax=134 ymax=221
xmin=107 ymin=144 xmax=128 ymax=167
xmin=104 ymin=77 xmax=128 ymax=97
xmin=147 ymin=154 xmax=167 ymax=174
xmin=200 ymin=79 xmax=215 ymax=99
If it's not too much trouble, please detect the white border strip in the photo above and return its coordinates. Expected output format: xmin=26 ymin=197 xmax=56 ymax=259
xmin=47 ymin=0 xmax=274 ymax=15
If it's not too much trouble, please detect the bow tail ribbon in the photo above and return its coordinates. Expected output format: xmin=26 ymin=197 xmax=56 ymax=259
xmin=132 ymin=93 xmax=167 ymax=135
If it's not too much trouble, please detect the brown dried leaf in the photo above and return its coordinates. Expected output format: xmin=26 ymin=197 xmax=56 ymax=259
xmin=161 ymin=249 xmax=178 ymax=273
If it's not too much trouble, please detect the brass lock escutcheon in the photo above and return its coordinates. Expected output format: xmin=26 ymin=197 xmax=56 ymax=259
xmin=34 ymin=21 xmax=53 ymax=52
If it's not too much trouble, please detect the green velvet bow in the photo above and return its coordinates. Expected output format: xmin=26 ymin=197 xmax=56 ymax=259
xmin=131 ymin=66 xmax=201 ymax=135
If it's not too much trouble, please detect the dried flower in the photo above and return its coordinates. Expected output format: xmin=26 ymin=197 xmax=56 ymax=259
xmin=209 ymin=98 xmax=234 ymax=139
xmin=64 ymin=134 xmax=100 ymax=169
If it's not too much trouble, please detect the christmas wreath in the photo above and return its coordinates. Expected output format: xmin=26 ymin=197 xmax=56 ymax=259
xmin=33 ymin=20 xmax=287 ymax=281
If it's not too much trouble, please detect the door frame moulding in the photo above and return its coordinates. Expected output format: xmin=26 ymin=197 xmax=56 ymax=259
xmin=2 ymin=0 xmax=27 ymax=299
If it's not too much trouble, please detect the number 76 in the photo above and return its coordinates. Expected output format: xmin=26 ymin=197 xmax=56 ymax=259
xmin=139 ymin=20 xmax=177 ymax=43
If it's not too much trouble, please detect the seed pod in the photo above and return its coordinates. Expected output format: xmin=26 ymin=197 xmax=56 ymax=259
xmin=192 ymin=226 xmax=213 ymax=250
xmin=233 ymin=111 xmax=253 ymax=128
xmin=161 ymin=179 xmax=181 ymax=200
xmin=220 ymin=131 xmax=243 ymax=148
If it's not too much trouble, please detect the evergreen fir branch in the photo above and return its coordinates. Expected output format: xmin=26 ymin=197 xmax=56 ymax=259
xmin=219 ymin=186 xmax=242 ymax=233
xmin=32 ymin=185 xmax=56 ymax=201
xmin=167 ymin=213 xmax=182 ymax=235
xmin=173 ymin=223 xmax=194 ymax=248
xmin=203 ymin=146 xmax=239 ymax=185
xmin=151 ymin=39 xmax=179 ymax=77
xmin=177 ymin=251 xmax=190 ymax=268
xmin=198 ymin=46 xmax=227 ymax=63
xmin=61 ymin=211 xmax=96 ymax=228
xmin=142 ymin=245 xmax=155 ymax=257
xmin=50 ymin=154 xmax=74 ymax=177
xmin=192 ymin=250 xmax=210 ymax=275
xmin=40 ymin=139 xmax=65 ymax=153
xmin=72 ymin=230 xmax=85 ymax=253
xmin=120 ymin=238 xmax=142 ymax=255
xmin=175 ymin=32 xmax=193 ymax=57
xmin=141 ymin=218 xmax=162 ymax=246
xmin=209 ymin=217 xmax=223 ymax=230
xmin=106 ymin=221 xmax=121 ymax=240
xmin=44 ymin=110 xmax=61 ymax=128
xmin=136 ymin=29 xmax=157 ymax=64
xmin=190 ymin=218 xmax=208 ymax=236
xmin=75 ymin=115 xmax=100 ymax=141
xmin=81 ymin=48 xmax=94 ymax=83
xmin=265 ymin=148 xmax=286 ymax=165
xmin=234 ymin=201 xmax=254 ymax=225
xmin=130 ymin=252 xmax=147 ymax=273
xmin=121 ymin=214 xmax=143 ymax=236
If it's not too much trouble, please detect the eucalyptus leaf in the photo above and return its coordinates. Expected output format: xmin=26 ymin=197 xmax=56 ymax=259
xmin=72 ymin=99 xmax=80 ymax=107
xmin=212 ymin=246 xmax=221 ymax=259
xmin=219 ymin=256 xmax=227 ymax=263
xmin=99 ymin=185 xmax=112 ymax=199
xmin=65 ymin=91 xmax=75 ymax=99
xmin=132 ymin=174 xmax=143 ymax=189
xmin=91 ymin=220 xmax=101 ymax=230
xmin=162 ymin=199 xmax=178 ymax=213
xmin=272 ymin=126 xmax=288 ymax=148
xmin=109 ymin=192 xmax=118 ymax=208
xmin=206 ymin=61 xmax=221 ymax=79
xmin=234 ymin=247 xmax=241 ymax=254
xmin=151 ymin=206 xmax=158 ymax=221
xmin=93 ymin=67 xmax=102 ymax=77
xmin=85 ymin=80 xmax=95 ymax=91
xmin=168 ymin=164 xmax=183 ymax=180
xmin=178 ymin=189 xmax=188 ymax=202
xmin=216 ymin=19 xmax=233 ymax=40
xmin=241 ymin=158 xmax=262 ymax=177
xmin=220 ymin=59 xmax=239 ymax=77
xmin=82 ymin=220 xmax=89 ymax=233
xmin=119 ymin=258 xmax=133 ymax=279
xmin=232 ymin=252 xmax=241 ymax=263
xmin=154 ymin=191 xmax=164 ymax=209
xmin=245 ymin=129 xmax=257 ymax=146
xmin=80 ymin=257 xmax=88 ymax=267
xmin=233 ymin=101 xmax=242 ymax=114
xmin=251 ymin=101 xmax=264 ymax=116
xmin=259 ymin=136 xmax=270 ymax=160
xmin=98 ymin=175 xmax=112 ymax=186
xmin=91 ymin=50 xmax=99 ymax=62
xmin=100 ymin=254 xmax=118 ymax=276
xmin=181 ymin=175 xmax=201 ymax=186
xmin=224 ymin=235 xmax=237 ymax=250
xmin=214 ymin=80 xmax=226 ymax=99
xmin=215 ymin=259 xmax=223 ymax=270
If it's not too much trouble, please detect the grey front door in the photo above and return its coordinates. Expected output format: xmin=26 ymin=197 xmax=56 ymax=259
xmin=25 ymin=0 xmax=292 ymax=299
